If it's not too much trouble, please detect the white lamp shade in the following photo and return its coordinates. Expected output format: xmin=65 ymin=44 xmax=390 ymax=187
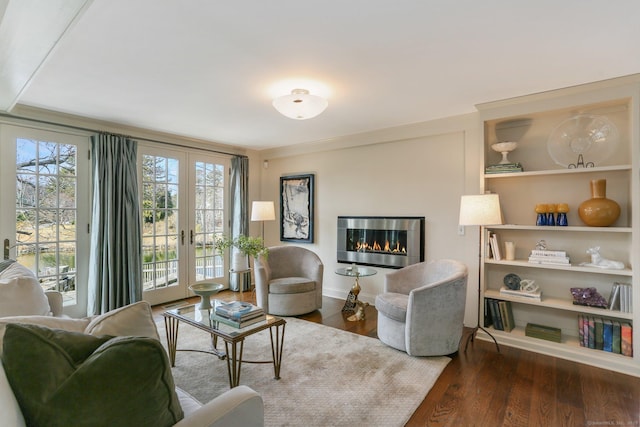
xmin=251 ymin=201 xmax=276 ymax=221
xmin=459 ymin=194 xmax=503 ymax=226
xmin=272 ymin=89 xmax=328 ymax=120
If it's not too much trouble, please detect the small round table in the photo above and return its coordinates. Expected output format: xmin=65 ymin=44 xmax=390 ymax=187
xmin=335 ymin=266 xmax=377 ymax=321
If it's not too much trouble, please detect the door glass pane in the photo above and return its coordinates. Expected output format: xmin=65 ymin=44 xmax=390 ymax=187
xmin=194 ymin=161 xmax=225 ymax=281
xmin=15 ymin=138 xmax=78 ymax=304
xmin=142 ymin=155 xmax=180 ymax=291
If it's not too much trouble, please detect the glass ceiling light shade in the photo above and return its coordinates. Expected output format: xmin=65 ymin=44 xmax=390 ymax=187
xmin=459 ymin=194 xmax=503 ymax=226
xmin=272 ymin=89 xmax=328 ymax=120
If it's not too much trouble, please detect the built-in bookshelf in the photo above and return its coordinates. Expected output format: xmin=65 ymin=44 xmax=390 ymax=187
xmin=476 ymin=74 xmax=640 ymax=376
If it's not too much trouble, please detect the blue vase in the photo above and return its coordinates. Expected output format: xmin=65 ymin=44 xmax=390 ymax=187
xmin=547 ymin=212 xmax=555 ymax=226
xmin=536 ymin=213 xmax=547 ymax=226
xmin=557 ymin=212 xmax=568 ymax=226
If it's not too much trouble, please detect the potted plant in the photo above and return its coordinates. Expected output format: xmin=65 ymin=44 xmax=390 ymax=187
xmin=214 ymin=234 xmax=268 ymax=271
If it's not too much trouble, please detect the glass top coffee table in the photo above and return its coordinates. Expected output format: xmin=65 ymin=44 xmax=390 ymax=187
xmin=162 ymin=303 xmax=286 ymax=388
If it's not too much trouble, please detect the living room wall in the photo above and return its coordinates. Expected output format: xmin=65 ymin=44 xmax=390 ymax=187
xmin=254 ymin=113 xmax=483 ymax=327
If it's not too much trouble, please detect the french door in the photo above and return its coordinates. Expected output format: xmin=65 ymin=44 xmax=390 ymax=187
xmin=0 ymin=124 xmax=91 ymax=317
xmin=138 ymin=144 xmax=230 ymax=305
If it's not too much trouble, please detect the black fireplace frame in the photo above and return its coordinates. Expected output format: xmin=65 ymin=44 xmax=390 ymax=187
xmin=336 ymin=216 xmax=425 ymax=269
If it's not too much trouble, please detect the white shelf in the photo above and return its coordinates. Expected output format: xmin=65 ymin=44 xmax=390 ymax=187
xmin=479 ymin=79 xmax=639 ymax=376
xmin=484 ymin=258 xmax=633 ymax=276
xmin=484 ymin=289 xmax=633 ymax=320
xmin=485 ymin=164 xmax=631 ymax=179
xmin=476 ymin=327 xmax=639 ymax=377
xmin=487 ymin=224 xmax=632 ymax=233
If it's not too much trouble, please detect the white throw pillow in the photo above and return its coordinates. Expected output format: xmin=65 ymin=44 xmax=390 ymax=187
xmin=84 ymin=301 xmax=160 ymax=340
xmin=0 ymin=362 xmax=26 ymax=427
xmin=0 ymin=262 xmax=50 ymax=317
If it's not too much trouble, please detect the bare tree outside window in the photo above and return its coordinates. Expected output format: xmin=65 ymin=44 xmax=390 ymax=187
xmin=15 ymin=138 xmax=78 ymax=303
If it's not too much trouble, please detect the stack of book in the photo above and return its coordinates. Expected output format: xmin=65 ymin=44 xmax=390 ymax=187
xmin=485 ymin=163 xmax=524 ymax=174
xmin=578 ymin=315 xmax=632 ymax=357
xmin=211 ymin=301 xmax=266 ymax=328
xmin=528 ymin=249 xmax=570 ymax=265
xmin=608 ymin=282 xmax=633 ymax=313
xmin=484 ymin=298 xmax=515 ymax=332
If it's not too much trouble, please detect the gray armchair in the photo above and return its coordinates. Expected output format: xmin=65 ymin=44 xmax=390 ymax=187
xmin=254 ymin=246 xmax=323 ymax=316
xmin=375 ymin=259 xmax=468 ymax=356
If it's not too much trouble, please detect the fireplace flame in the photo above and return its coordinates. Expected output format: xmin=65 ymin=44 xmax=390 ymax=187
xmin=355 ymin=240 xmax=406 ymax=254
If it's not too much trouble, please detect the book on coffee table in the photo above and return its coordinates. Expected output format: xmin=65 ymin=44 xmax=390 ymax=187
xmin=211 ymin=312 xmax=266 ymax=328
xmin=215 ymin=301 xmax=264 ymax=320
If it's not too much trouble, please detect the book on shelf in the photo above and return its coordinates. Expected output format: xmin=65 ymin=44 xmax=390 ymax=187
xmin=603 ymin=319 xmax=613 ymax=352
xmin=499 ymin=286 xmax=542 ymax=301
xmin=488 ymin=299 xmax=503 ymax=331
xmin=498 ymin=300 xmax=515 ymax=332
xmin=211 ymin=312 xmax=266 ymax=329
xmin=594 ymin=317 xmax=604 ymax=350
xmin=608 ymin=284 xmax=621 ymax=311
xmin=621 ymin=323 xmax=633 ymax=357
xmin=484 ymin=298 xmax=493 ymax=328
xmin=613 ymin=321 xmax=622 ymax=354
xmin=530 ymin=250 xmax=567 ymax=258
xmin=588 ymin=317 xmax=595 ymax=349
xmin=489 ymin=233 xmax=501 ymax=261
xmin=578 ymin=315 xmax=630 ymax=356
xmin=578 ymin=315 xmax=585 ymax=346
xmin=528 ymin=255 xmax=570 ymax=265
xmin=485 ymin=163 xmax=524 ymax=174
xmin=214 ymin=301 xmax=264 ymax=320
xmin=485 ymin=298 xmax=515 ymax=332
xmin=609 ymin=283 xmax=632 ymax=313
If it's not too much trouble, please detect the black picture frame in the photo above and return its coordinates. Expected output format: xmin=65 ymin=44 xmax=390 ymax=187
xmin=280 ymin=174 xmax=314 ymax=243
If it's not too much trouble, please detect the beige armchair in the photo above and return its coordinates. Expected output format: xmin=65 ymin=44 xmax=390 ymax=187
xmin=375 ymin=259 xmax=468 ymax=356
xmin=254 ymin=246 xmax=323 ymax=316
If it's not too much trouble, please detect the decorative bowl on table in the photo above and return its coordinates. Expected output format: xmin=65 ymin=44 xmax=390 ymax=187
xmin=189 ymin=283 xmax=224 ymax=310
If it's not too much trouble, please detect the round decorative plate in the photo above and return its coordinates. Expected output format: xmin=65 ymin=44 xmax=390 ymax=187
xmin=547 ymin=114 xmax=618 ymax=168
xmin=503 ymin=273 xmax=521 ymax=290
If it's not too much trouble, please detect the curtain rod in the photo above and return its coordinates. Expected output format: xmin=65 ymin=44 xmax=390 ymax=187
xmin=0 ymin=112 xmax=247 ymax=159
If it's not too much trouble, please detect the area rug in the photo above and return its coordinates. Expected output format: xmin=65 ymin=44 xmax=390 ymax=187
xmin=157 ymin=317 xmax=449 ymax=427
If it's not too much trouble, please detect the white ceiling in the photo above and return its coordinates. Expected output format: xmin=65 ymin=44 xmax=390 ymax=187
xmin=3 ymin=0 xmax=640 ymax=150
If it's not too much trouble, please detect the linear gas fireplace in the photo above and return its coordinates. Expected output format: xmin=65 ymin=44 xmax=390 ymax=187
xmin=337 ymin=216 xmax=425 ymax=269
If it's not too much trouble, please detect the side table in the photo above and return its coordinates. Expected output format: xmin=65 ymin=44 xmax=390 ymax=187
xmin=335 ymin=266 xmax=377 ymax=321
xmin=229 ymin=268 xmax=251 ymax=299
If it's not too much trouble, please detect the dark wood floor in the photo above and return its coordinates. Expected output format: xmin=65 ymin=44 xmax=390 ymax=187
xmin=153 ymin=291 xmax=640 ymax=426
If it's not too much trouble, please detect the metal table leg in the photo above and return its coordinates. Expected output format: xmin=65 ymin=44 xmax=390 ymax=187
xmin=164 ymin=316 xmax=179 ymax=367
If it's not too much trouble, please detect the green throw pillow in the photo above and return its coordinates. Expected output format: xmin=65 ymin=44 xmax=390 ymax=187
xmin=1 ymin=324 xmax=183 ymax=427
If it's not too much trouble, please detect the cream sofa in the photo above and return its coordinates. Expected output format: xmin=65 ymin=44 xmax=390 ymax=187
xmin=0 ymin=261 xmax=263 ymax=427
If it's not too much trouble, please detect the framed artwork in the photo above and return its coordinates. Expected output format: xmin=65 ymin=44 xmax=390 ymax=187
xmin=280 ymin=174 xmax=314 ymax=243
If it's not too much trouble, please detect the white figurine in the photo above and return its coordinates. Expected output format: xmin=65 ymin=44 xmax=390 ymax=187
xmin=580 ymin=246 xmax=625 ymax=270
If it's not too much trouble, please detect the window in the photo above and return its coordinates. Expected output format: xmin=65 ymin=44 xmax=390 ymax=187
xmin=138 ymin=144 xmax=229 ymax=305
xmin=1 ymin=125 xmax=90 ymax=317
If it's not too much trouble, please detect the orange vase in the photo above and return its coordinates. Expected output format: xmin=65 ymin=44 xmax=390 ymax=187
xmin=578 ymin=179 xmax=620 ymax=227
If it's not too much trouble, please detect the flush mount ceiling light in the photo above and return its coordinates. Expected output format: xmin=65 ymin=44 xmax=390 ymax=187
xmin=272 ymin=89 xmax=328 ymax=120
